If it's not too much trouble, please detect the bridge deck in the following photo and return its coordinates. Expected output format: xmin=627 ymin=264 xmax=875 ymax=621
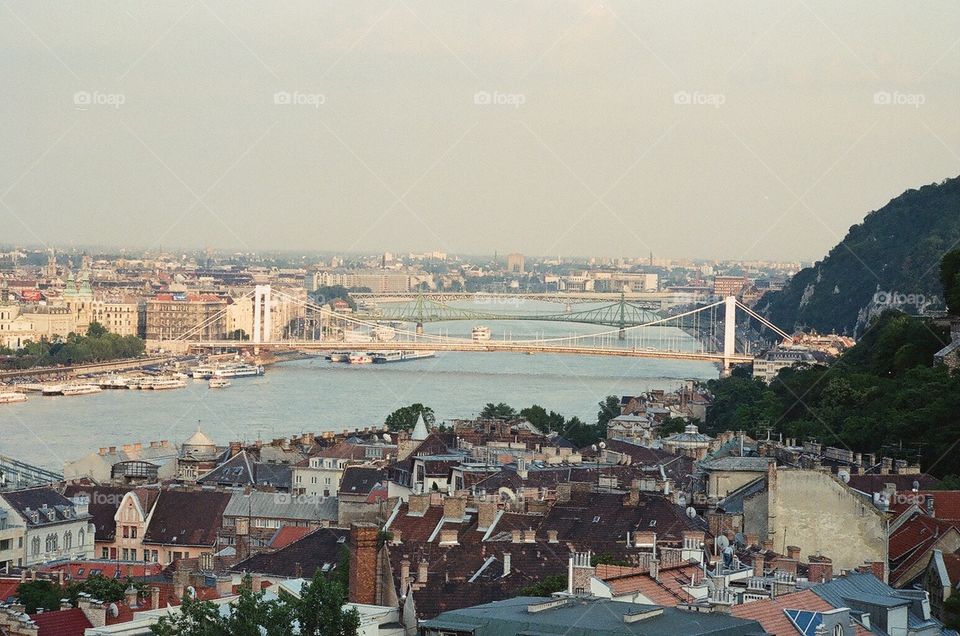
xmin=188 ymin=340 xmax=753 ymax=364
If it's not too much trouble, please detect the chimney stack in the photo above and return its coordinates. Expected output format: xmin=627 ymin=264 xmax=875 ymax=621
xmin=400 ymin=559 xmax=411 ymax=593
xmin=503 ymin=552 xmax=511 ymax=576
xmin=787 ymin=545 xmax=800 ymax=561
xmin=418 ymin=559 xmax=429 ymax=584
xmin=150 ymin=586 xmax=161 ymax=609
xmin=349 ymin=524 xmax=379 ymax=605
xmin=753 ymin=554 xmax=765 ymax=577
xmin=125 ymin=585 xmax=138 ymax=608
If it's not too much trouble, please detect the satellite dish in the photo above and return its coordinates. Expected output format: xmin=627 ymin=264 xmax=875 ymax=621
xmin=685 ymin=506 xmax=697 ymax=519
xmin=677 ymin=494 xmax=687 ymax=507
xmin=108 ymin=603 xmax=119 ymax=617
xmin=599 ymin=441 xmax=606 ymax=449
xmin=591 ymin=444 xmax=598 ymax=452
xmin=734 ymin=532 xmax=746 ymax=547
xmin=383 ymin=433 xmax=392 ymax=442
xmin=186 ymin=586 xmax=196 ymax=599
xmin=913 ymin=480 xmax=920 ymax=492
xmin=838 ymin=470 xmax=850 ymax=484
xmin=716 ymin=535 xmax=730 ymax=550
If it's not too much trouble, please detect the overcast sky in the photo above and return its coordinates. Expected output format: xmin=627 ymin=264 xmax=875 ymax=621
xmin=1 ymin=1 xmax=958 ymax=261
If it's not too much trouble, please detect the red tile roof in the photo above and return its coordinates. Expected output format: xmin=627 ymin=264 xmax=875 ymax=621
xmin=919 ymin=491 xmax=960 ymax=522
xmin=731 ymin=589 xmax=872 ymax=636
xmin=888 ymin=512 xmax=960 ymax=583
xmin=29 ymin=608 xmax=93 ymax=636
xmin=0 ymin=577 xmax=19 ymax=603
xmin=269 ymin=525 xmax=313 ymax=549
xmin=594 ymin=563 xmax=698 ymax=605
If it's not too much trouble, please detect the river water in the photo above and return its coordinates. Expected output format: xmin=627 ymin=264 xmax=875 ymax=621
xmin=2 ymin=301 xmax=719 ymax=471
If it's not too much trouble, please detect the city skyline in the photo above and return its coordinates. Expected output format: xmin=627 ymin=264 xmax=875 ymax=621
xmin=2 ymin=1 xmax=958 ymax=260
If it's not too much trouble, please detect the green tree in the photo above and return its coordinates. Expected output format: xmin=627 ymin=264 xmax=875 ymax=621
xmin=16 ymin=579 xmax=61 ymax=613
xmin=519 ymin=405 xmax=565 ymax=434
xmin=216 ymin=576 xmax=294 ymax=636
xmin=86 ymin=321 xmax=108 ymax=338
xmin=150 ymin=593 xmax=222 ymax=636
xmin=596 ymin=395 xmax=620 ymax=430
xmin=940 ymin=247 xmax=960 ymax=315
xmin=295 ymin=569 xmax=360 ymax=636
xmin=480 ymin=402 xmax=517 ymax=419
xmin=385 ymin=403 xmax=435 ymax=432
xmin=518 ymin=574 xmax=566 ymax=597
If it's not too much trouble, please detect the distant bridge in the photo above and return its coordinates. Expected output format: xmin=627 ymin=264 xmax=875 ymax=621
xmin=348 ymin=290 xmax=703 ymax=307
xmin=0 ymin=455 xmax=63 ymax=489
xmin=170 ymin=287 xmax=789 ymax=369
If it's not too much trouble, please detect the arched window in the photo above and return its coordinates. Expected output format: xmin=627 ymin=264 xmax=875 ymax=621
xmin=78 ymin=529 xmax=85 ymax=546
xmin=833 ymin=626 xmax=844 ymax=636
xmin=64 ymin=531 xmax=72 ymax=550
xmin=31 ymin=537 xmax=41 ymax=555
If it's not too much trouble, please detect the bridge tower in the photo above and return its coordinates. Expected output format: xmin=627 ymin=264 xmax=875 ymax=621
xmin=252 ymin=285 xmax=271 ymax=344
xmin=722 ymin=295 xmax=736 ymax=372
xmin=617 ymin=291 xmax=627 ymax=340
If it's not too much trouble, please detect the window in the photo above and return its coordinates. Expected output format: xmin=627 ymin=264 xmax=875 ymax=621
xmin=123 ymin=525 xmax=129 ymax=538
xmin=64 ymin=531 xmax=72 ymax=550
xmin=131 ymin=527 xmax=137 ymax=539
xmin=31 ymin=537 xmax=41 ymax=555
xmin=78 ymin=530 xmax=84 ymax=546
xmin=102 ymin=548 xmax=109 ymax=559
xmin=833 ymin=626 xmax=844 ymax=636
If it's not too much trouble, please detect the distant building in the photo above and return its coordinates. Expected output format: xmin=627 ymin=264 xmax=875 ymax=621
xmin=144 ymin=293 xmax=228 ymax=342
xmin=713 ymin=275 xmax=750 ymax=298
xmin=754 ymin=348 xmax=829 ymax=383
xmin=307 ymin=270 xmax=411 ymax=293
xmin=0 ymin=487 xmax=95 ymax=567
xmin=506 ymin=253 xmax=525 ymax=274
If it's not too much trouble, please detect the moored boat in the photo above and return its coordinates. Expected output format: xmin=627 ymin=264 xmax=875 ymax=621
xmin=0 ymin=392 xmax=27 ymax=404
xmin=348 ymin=352 xmax=373 ymax=364
xmin=208 ymin=377 xmax=232 ymax=389
xmin=472 ymin=325 xmax=492 ymax=342
xmin=61 ymin=384 xmax=103 ymax=396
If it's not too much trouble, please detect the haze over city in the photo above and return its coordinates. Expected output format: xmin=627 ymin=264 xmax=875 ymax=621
xmin=3 ymin=1 xmax=959 ymax=259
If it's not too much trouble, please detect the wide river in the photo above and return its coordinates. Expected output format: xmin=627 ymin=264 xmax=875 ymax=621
xmin=2 ymin=301 xmax=719 ymax=471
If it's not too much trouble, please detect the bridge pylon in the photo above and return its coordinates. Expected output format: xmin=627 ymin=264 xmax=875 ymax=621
xmin=722 ymin=295 xmax=736 ymax=372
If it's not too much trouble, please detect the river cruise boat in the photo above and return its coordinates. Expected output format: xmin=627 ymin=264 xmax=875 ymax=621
xmin=61 ymin=384 xmax=103 ymax=396
xmin=327 ymin=351 xmax=350 ymax=362
xmin=140 ymin=377 xmax=187 ymax=390
xmin=98 ymin=376 xmax=130 ymax=389
xmin=372 ymin=351 xmax=436 ymax=363
xmin=208 ymin=377 xmax=232 ymax=389
xmin=472 ymin=325 xmax=492 ymax=342
xmin=0 ymin=392 xmax=27 ymax=404
xmin=348 ymin=352 xmax=373 ymax=364
xmin=41 ymin=385 xmax=65 ymax=396
xmin=211 ymin=362 xmax=264 ymax=378
xmin=191 ymin=362 xmax=219 ymax=379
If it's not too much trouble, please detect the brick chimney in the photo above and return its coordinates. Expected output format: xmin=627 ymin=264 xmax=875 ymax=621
xmin=808 ymin=556 xmax=833 ymax=583
xmin=173 ymin=563 xmax=191 ymax=600
xmin=439 ymin=529 xmax=459 ymax=546
xmin=753 ymin=553 xmax=765 ymax=576
xmin=442 ymin=496 xmax=466 ymax=521
xmin=522 ymin=529 xmax=536 ymax=543
xmin=745 ymin=533 xmax=759 ymax=547
xmin=349 ymin=523 xmax=379 ymax=605
xmin=400 ymin=559 xmax=411 ymax=593
xmin=786 ymin=545 xmax=800 ymax=561
xmin=77 ymin=597 xmax=106 ymax=628
xmin=125 ymin=585 xmax=138 ymax=608
xmin=150 ymin=586 xmax=161 ymax=609
xmin=418 ymin=559 xmax=429 ymax=584
xmin=868 ymin=560 xmax=886 ymax=583
xmin=477 ymin=500 xmax=498 ymax=531
xmin=503 ymin=552 xmax=511 ymax=576
xmin=511 ymin=529 xmax=522 ymax=544
xmin=761 ymin=538 xmax=774 ymax=551
xmin=880 ymin=457 xmax=893 ymax=475
xmin=568 ymin=552 xmax=594 ymax=595
xmin=547 ymin=529 xmax=559 ymax=543
xmin=773 ymin=557 xmax=797 ymax=576
xmin=407 ymin=493 xmax=431 ymax=516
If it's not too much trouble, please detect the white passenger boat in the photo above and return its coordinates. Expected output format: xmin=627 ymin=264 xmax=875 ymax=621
xmin=348 ymin=352 xmax=373 ymax=364
xmin=211 ymin=362 xmax=264 ymax=378
xmin=472 ymin=325 xmax=492 ymax=342
xmin=0 ymin=392 xmax=27 ymax=404
xmin=327 ymin=351 xmax=350 ymax=363
xmin=140 ymin=377 xmax=187 ymax=390
xmin=61 ymin=384 xmax=103 ymax=396
xmin=208 ymin=377 xmax=232 ymax=389
xmin=41 ymin=385 xmax=65 ymax=396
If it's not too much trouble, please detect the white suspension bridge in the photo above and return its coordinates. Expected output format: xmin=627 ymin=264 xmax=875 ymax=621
xmin=168 ymin=286 xmax=791 ymax=369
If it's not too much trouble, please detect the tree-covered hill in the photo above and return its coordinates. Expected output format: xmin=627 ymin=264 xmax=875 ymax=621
xmin=757 ymin=176 xmax=960 ymax=335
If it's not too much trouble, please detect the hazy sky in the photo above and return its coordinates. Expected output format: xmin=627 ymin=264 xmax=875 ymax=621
xmin=2 ymin=1 xmax=958 ymax=260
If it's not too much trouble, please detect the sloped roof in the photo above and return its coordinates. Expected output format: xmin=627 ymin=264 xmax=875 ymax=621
xmin=269 ymin=525 xmax=314 ymax=549
xmin=0 ymin=487 xmax=86 ymax=527
xmin=339 ymin=466 xmax=385 ymax=496
xmin=142 ymin=490 xmax=232 ymax=547
xmin=232 ymin=527 xmax=349 ymax=578
xmin=811 ymin=572 xmax=946 ymax=632
xmin=731 ymin=589 xmax=871 ymax=636
xmin=222 ymin=490 xmax=336 ymax=522
xmin=29 ymin=608 xmax=93 ymax=636
xmin=62 ymin=484 xmax=132 ymax=541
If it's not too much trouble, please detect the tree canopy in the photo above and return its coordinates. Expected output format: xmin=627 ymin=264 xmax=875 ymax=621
xmin=1 ymin=322 xmax=145 ymax=369
xmin=385 ymin=403 xmax=435 ymax=432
